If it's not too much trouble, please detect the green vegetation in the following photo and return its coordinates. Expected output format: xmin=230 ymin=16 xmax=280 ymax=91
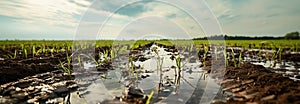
xmin=146 ymin=90 xmax=155 ymax=104
xmin=224 ymin=49 xmax=228 ymax=67
xmin=284 ymin=31 xmax=299 ymax=40
xmin=1 ymin=40 xmax=299 ymax=52
xmin=230 ymin=48 xmax=237 ymax=68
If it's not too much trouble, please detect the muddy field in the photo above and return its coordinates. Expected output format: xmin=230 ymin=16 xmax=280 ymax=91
xmin=1 ymin=42 xmax=300 ymax=104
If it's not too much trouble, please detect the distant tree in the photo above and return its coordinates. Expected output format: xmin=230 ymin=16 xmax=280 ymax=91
xmin=284 ymin=31 xmax=299 ymax=40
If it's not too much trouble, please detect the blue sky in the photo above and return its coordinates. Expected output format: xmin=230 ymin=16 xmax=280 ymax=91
xmin=0 ymin=0 xmax=299 ymax=40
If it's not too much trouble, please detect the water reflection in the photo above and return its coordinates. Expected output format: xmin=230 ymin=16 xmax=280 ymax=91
xmin=72 ymin=44 xmax=225 ymax=104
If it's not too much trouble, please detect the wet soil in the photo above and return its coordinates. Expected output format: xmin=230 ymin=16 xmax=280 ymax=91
xmin=1 ymin=43 xmax=300 ymax=104
xmin=0 ymin=70 xmax=78 ymax=103
xmin=0 ymin=46 xmax=112 ymax=85
xmin=0 ymin=51 xmax=69 ymax=85
xmin=204 ymin=61 xmax=300 ymax=104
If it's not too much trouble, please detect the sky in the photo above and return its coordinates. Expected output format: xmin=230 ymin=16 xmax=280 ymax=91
xmin=0 ymin=0 xmax=299 ymax=40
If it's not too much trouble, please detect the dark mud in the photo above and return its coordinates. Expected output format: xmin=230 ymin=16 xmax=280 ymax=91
xmin=0 ymin=70 xmax=78 ymax=103
xmin=1 ymin=42 xmax=300 ymax=104
xmin=204 ymin=61 xmax=300 ymax=104
xmin=0 ymin=51 xmax=69 ymax=85
xmin=0 ymin=45 xmax=112 ymax=85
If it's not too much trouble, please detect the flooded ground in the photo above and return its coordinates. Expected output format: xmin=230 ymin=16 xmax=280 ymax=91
xmin=1 ymin=43 xmax=300 ymax=104
xmin=72 ymin=43 xmax=226 ymax=104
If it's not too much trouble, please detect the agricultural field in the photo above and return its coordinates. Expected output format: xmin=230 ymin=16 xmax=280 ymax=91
xmin=0 ymin=39 xmax=300 ymax=104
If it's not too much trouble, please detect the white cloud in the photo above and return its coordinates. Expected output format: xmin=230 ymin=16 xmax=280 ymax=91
xmin=206 ymin=0 xmax=300 ymax=36
xmin=0 ymin=0 xmax=91 ymax=27
xmin=1 ymin=0 xmax=299 ymax=39
xmin=82 ymin=1 xmax=208 ymax=39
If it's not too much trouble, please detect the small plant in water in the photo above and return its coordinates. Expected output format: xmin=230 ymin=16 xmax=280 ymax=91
xmin=146 ymin=90 xmax=155 ymax=104
xmin=174 ymin=54 xmax=182 ymax=93
xmin=77 ymin=55 xmax=83 ymax=69
xmin=128 ymin=56 xmax=136 ymax=81
xmin=175 ymin=54 xmax=181 ymax=74
xmin=230 ymin=48 xmax=237 ymax=67
xmin=203 ymin=45 xmax=209 ymax=67
xmin=152 ymin=46 xmax=164 ymax=91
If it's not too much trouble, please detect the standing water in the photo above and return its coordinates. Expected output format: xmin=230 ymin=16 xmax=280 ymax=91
xmin=71 ymin=43 xmax=226 ymax=104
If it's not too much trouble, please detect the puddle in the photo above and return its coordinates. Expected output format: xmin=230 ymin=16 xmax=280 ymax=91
xmin=71 ymin=44 xmax=226 ymax=104
xmin=229 ymin=47 xmax=300 ymax=81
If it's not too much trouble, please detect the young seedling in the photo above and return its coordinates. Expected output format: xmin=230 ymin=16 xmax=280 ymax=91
xmin=270 ymin=48 xmax=282 ymax=67
xmin=77 ymin=55 xmax=83 ymax=69
xmin=59 ymin=60 xmax=71 ymax=76
xmin=230 ymin=48 xmax=237 ymax=67
xmin=223 ymin=49 xmax=228 ymax=67
xmin=152 ymin=46 xmax=164 ymax=92
xmin=175 ymin=54 xmax=181 ymax=73
xmin=42 ymin=44 xmax=46 ymax=54
xmin=129 ymin=56 xmax=135 ymax=73
xmin=50 ymin=47 xmax=55 ymax=57
xmin=146 ymin=90 xmax=155 ymax=104
xmin=24 ymin=48 xmax=28 ymax=59
xmin=110 ymin=48 xmax=115 ymax=59
xmin=32 ymin=45 xmax=36 ymax=57
xmin=278 ymin=48 xmax=282 ymax=61
xmin=13 ymin=50 xmax=17 ymax=59
xmin=86 ymin=54 xmax=100 ymax=66
xmin=152 ymin=46 xmax=160 ymax=74
xmin=238 ymin=51 xmax=242 ymax=67
xmin=202 ymin=45 xmax=209 ymax=67
xmin=174 ymin=54 xmax=182 ymax=93
xmin=66 ymin=51 xmax=71 ymax=69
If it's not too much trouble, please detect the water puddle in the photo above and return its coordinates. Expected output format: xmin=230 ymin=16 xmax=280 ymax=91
xmin=71 ymin=44 xmax=225 ymax=104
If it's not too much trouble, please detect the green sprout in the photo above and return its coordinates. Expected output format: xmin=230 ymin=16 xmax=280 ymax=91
xmin=238 ymin=51 xmax=242 ymax=67
xmin=86 ymin=54 xmax=100 ymax=66
xmin=32 ymin=45 xmax=36 ymax=57
xmin=66 ymin=52 xmax=71 ymax=69
xmin=110 ymin=48 xmax=115 ymax=59
xmin=278 ymin=48 xmax=282 ymax=61
xmin=50 ymin=47 xmax=55 ymax=57
xmin=152 ymin=46 xmax=164 ymax=91
xmin=77 ymin=55 xmax=83 ymax=69
xmin=203 ymin=45 xmax=209 ymax=67
xmin=24 ymin=48 xmax=28 ymax=59
xmin=146 ymin=90 xmax=155 ymax=104
xmin=59 ymin=60 xmax=71 ymax=76
xmin=42 ymin=44 xmax=46 ymax=53
xmin=174 ymin=54 xmax=182 ymax=94
xmin=58 ymin=51 xmax=72 ymax=77
xmin=230 ymin=48 xmax=237 ymax=67
xmin=175 ymin=54 xmax=181 ymax=73
xmin=223 ymin=49 xmax=228 ymax=67
xmin=129 ymin=56 xmax=135 ymax=73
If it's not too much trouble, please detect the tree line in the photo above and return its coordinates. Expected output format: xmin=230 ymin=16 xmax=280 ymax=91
xmin=193 ymin=31 xmax=299 ymax=40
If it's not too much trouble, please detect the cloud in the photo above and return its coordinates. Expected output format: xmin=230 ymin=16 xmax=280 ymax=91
xmin=206 ymin=0 xmax=300 ymax=36
xmin=0 ymin=0 xmax=91 ymax=27
xmin=98 ymin=1 xmax=206 ymax=39
xmin=1 ymin=0 xmax=299 ymax=39
xmin=75 ymin=1 xmax=208 ymax=39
